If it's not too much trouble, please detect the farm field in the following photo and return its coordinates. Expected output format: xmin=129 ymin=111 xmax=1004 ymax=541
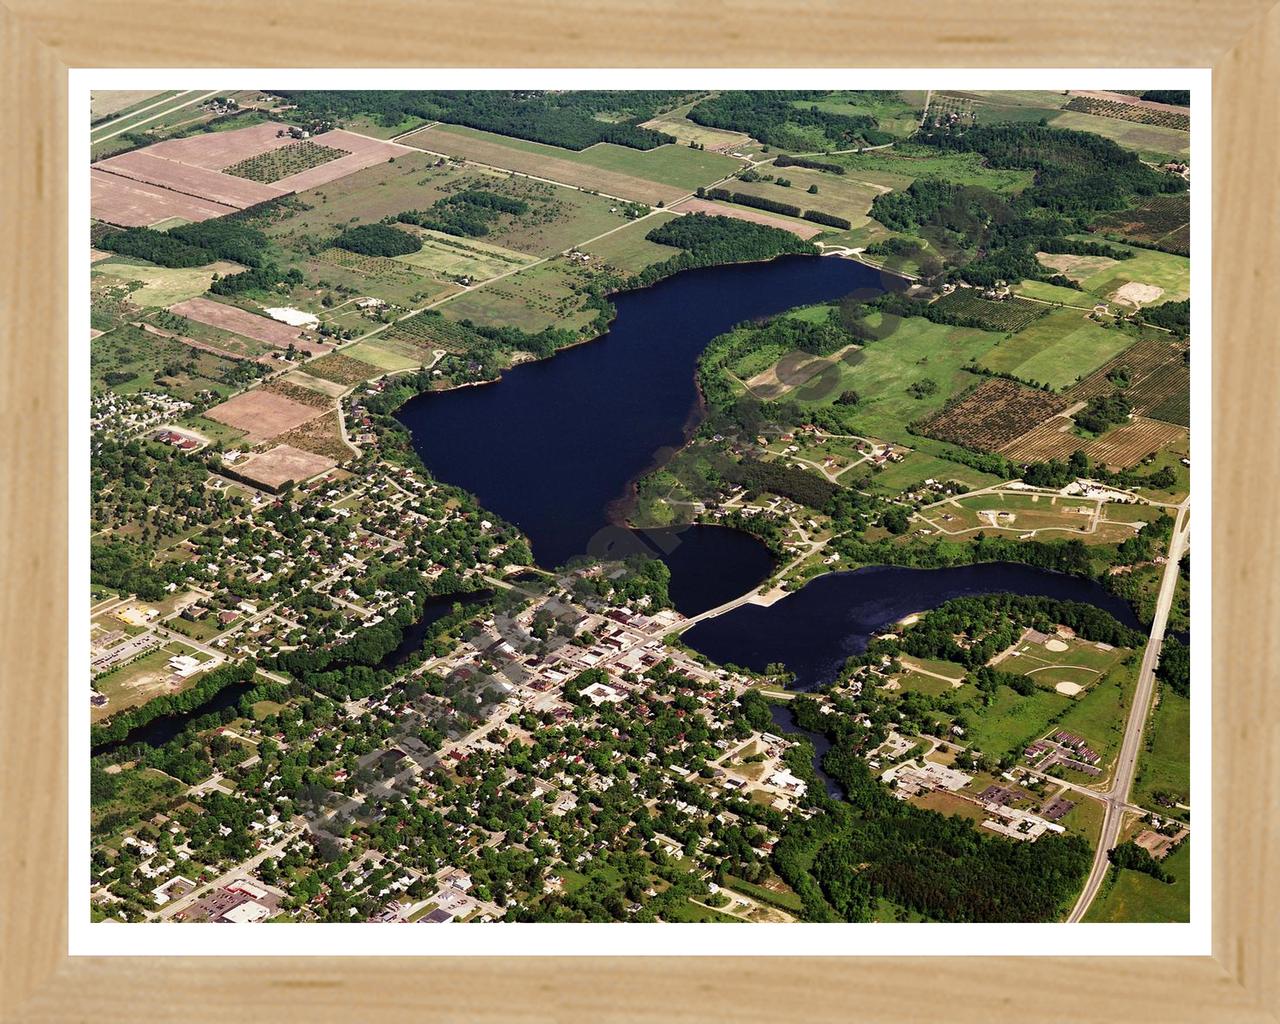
xmin=90 ymin=169 xmax=238 ymax=227
xmin=1011 ymin=279 xmax=1096 ymax=306
xmin=230 ymin=444 xmax=338 ymax=490
xmin=794 ymin=91 xmax=924 ymax=139
xmin=730 ymin=167 xmax=885 ymax=230
xmin=1065 ymin=92 xmax=1190 ymax=130
xmin=394 ymin=230 xmax=538 ymax=280
xmin=204 ymin=388 xmax=326 ymax=443
xmin=1065 ymin=338 xmax=1190 ymax=417
xmin=223 ymin=140 xmax=350 ymax=183
xmin=342 ymin=338 xmax=424 ymax=372
xmin=92 ymin=258 xmax=245 ymax=309
xmin=429 ymin=122 xmax=741 ymax=190
xmin=168 ymin=297 xmax=329 ymax=355
xmin=580 ymin=212 xmax=682 ymax=274
xmin=1065 ymin=237 xmax=1190 ymax=307
xmin=438 ymin=259 xmax=601 ymax=335
xmin=91 ymin=90 xmax=175 ymax=123
xmin=91 ymin=325 xmax=250 ymax=402
xmin=669 ymin=197 xmax=824 ymax=239
xmin=977 ymin=309 xmax=1139 ymax=390
xmin=1132 ymin=689 xmax=1191 ymax=815
xmin=929 ymin=288 xmax=1048 ymax=333
xmin=639 ymin=103 xmax=751 ymax=150
xmin=1083 ymin=417 xmax=1188 ymax=470
xmin=1084 ymin=838 xmax=1190 ymax=923
xmin=403 ymin=124 xmax=722 ymax=205
xmin=296 ymin=353 xmax=381 ymax=387
xmin=1091 ymin=193 xmax=1190 ymax=256
xmin=915 ymin=377 xmax=1066 ymax=453
xmin=1048 ymin=109 xmax=1190 ymax=162
xmin=792 ymin=313 xmax=999 ymax=445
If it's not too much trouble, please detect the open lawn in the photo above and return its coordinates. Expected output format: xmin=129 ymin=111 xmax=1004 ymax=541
xmin=1053 ymin=658 xmax=1139 ymax=768
xmin=640 ymin=103 xmax=751 ymax=150
xmin=978 ymin=309 xmax=1140 ymax=390
xmin=960 ymin=686 xmax=1070 ymax=758
xmin=1012 ymin=279 xmax=1097 ymax=306
xmin=794 ymin=91 xmax=924 ymax=139
xmin=1085 ymin=838 xmax=1190 ymax=922
xmin=794 ymin=312 xmax=998 ymax=445
xmin=92 ymin=641 xmax=216 ymax=723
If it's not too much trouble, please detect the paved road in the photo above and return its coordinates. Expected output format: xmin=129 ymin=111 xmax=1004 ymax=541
xmin=1067 ymin=499 xmax=1190 ymax=922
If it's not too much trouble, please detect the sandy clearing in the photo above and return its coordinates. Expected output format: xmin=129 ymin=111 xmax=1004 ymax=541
xmin=1055 ymin=681 xmax=1084 ymax=696
xmin=669 ymin=197 xmax=823 ymax=239
xmin=1044 ymin=638 xmax=1070 ymax=653
xmin=1111 ymin=281 xmax=1164 ymax=306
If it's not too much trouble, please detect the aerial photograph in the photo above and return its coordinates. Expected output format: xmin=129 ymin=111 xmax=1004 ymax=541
xmin=86 ymin=87 xmax=1192 ymax=927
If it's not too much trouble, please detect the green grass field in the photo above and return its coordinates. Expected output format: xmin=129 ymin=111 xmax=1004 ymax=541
xmin=865 ymin=451 xmax=1006 ymax=493
xmin=393 ymin=230 xmax=537 ymax=280
xmin=640 ymin=103 xmax=751 ymax=150
xmin=432 ymin=122 xmax=741 ymax=191
xmin=1013 ymin=279 xmax=1097 ymax=306
xmin=794 ymin=91 xmax=924 ymax=139
xmin=731 ymin=167 xmax=885 ymax=229
xmin=978 ymin=308 xmax=1139 ymax=390
xmin=1048 ymin=109 xmax=1190 ymax=163
xmin=93 ymin=259 xmax=246 ymax=309
xmin=580 ymin=212 xmax=682 ymax=273
xmin=439 ymin=259 xmax=599 ymax=334
xmin=1132 ymin=689 xmax=1190 ymax=814
xmin=342 ymin=338 xmax=422 ymax=372
xmin=1085 ymin=838 xmax=1190 ymax=922
xmin=960 ymin=686 xmax=1071 ymax=757
xmin=794 ymin=312 xmax=997 ymax=445
xmin=831 ymin=143 xmax=1036 ymax=194
xmin=1052 ymin=659 xmax=1138 ymax=766
xmin=1065 ymin=237 xmax=1190 ymax=307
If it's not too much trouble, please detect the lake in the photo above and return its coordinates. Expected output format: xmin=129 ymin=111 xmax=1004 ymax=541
xmin=397 ymin=254 xmax=892 ymax=615
xmin=683 ymin=563 xmax=1142 ymax=691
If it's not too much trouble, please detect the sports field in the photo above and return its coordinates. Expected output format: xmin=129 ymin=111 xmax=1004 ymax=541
xmin=978 ymin=309 xmax=1139 ymax=390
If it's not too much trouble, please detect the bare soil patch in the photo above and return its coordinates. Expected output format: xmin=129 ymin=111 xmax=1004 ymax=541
xmin=1111 ymin=281 xmax=1164 ymax=306
xmin=168 ymin=297 xmax=330 ymax=355
xmin=91 ymin=169 xmax=238 ymax=227
xmin=204 ymin=390 xmax=326 ymax=443
xmin=228 ymin=444 xmax=337 ymax=491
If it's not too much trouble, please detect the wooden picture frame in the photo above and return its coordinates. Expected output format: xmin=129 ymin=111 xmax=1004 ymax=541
xmin=2 ymin=2 xmax=1276 ymax=1019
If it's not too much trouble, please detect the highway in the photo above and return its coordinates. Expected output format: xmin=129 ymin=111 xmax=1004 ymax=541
xmin=1067 ymin=499 xmax=1190 ymax=922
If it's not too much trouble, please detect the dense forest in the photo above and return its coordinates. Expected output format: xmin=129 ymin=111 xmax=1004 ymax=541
xmin=332 ymin=222 xmax=423 ymax=256
xmin=869 ymin=123 xmax=1185 ymax=286
xmin=98 ymin=218 xmax=272 ymax=269
xmin=272 ymin=90 xmax=691 ymax=150
xmin=771 ymin=699 xmax=1092 ymax=921
xmin=395 ymin=189 xmax=529 ymax=239
xmin=688 ymin=92 xmax=895 ymax=151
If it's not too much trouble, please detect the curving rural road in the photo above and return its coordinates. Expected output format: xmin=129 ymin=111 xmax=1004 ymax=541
xmin=1067 ymin=499 xmax=1190 ymax=922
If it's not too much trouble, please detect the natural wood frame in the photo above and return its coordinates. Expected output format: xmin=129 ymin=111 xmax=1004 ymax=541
xmin=2 ymin=2 xmax=1277 ymax=1020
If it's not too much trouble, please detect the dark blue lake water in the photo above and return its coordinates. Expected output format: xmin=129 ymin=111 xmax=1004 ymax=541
xmin=683 ymin=563 xmax=1141 ymax=692
xmin=397 ymin=254 xmax=890 ymax=615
